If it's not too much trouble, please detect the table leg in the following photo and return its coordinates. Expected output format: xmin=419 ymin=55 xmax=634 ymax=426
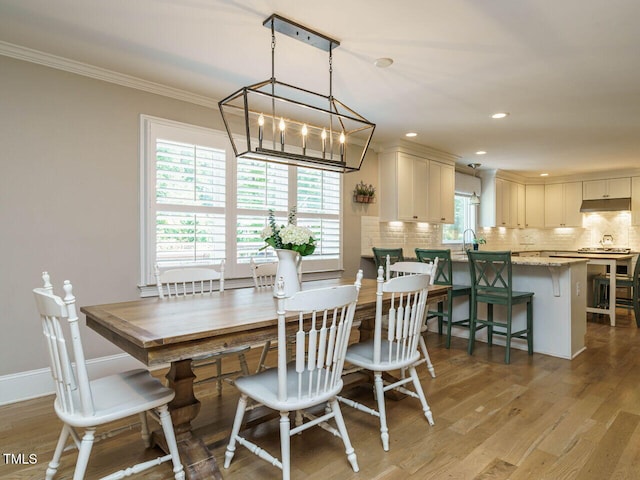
xmin=152 ymin=359 xmax=223 ymax=480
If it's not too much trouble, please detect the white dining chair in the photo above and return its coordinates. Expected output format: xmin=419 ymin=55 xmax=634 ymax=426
xmin=33 ymin=272 xmax=184 ymax=480
xmin=388 ymin=258 xmax=439 ymax=378
xmin=224 ymin=271 xmax=364 ymax=480
xmin=338 ymin=267 xmax=435 ymax=451
xmin=155 ymin=261 xmax=250 ymax=394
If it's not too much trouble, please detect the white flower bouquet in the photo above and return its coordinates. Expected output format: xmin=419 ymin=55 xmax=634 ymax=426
xmin=261 ymin=207 xmax=316 ymax=256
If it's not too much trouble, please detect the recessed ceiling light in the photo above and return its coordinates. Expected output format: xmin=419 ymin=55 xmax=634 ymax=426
xmin=405 ymin=132 xmax=417 ymax=137
xmin=540 ymin=173 xmax=549 ymax=177
xmin=374 ymin=57 xmax=394 ymax=68
xmin=492 ymin=112 xmax=509 ymax=119
xmin=476 ymin=151 xmax=487 ymax=155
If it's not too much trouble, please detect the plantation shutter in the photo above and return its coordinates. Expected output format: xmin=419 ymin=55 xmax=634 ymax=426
xmin=154 ymin=138 xmax=226 ymax=267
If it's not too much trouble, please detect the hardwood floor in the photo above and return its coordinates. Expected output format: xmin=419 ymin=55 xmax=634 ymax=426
xmin=3 ymin=311 xmax=640 ymax=479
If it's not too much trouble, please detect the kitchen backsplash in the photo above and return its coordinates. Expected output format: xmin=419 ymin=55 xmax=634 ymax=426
xmin=361 ymin=212 xmax=640 ymax=256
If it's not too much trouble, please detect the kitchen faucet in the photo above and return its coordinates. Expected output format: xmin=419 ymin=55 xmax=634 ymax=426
xmin=462 ymin=228 xmax=477 ymax=251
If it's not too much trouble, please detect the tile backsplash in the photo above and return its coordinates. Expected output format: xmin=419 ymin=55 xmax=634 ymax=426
xmin=361 ymin=212 xmax=640 ymax=256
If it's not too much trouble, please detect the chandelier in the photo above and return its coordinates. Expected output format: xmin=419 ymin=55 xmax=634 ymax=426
xmin=218 ymin=14 xmax=376 ymax=173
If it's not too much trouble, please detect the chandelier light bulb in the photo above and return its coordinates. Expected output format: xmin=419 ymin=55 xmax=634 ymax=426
xmin=279 ymin=118 xmax=286 ymax=150
xmin=301 ymin=124 xmax=308 ymax=153
xmin=258 ymin=113 xmax=264 ymax=148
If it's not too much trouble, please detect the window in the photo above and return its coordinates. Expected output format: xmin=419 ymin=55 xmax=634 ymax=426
xmin=140 ymin=116 xmax=342 ymax=286
xmin=442 ymin=194 xmax=477 ymax=244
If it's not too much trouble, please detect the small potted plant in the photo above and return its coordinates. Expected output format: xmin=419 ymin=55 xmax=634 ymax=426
xmin=364 ymin=183 xmax=376 ymax=203
xmin=354 ymin=181 xmax=376 ymax=203
xmin=472 ymin=237 xmax=486 ymax=250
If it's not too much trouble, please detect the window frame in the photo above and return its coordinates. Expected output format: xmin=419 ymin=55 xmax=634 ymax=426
xmin=139 ymin=115 xmax=343 ymax=289
xmin=442 ymin=193 xmax=477 ymax=245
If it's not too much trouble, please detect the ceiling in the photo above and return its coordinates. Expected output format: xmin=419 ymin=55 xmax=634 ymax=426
xmin=1 ymin=0 xmax=639 ymax=178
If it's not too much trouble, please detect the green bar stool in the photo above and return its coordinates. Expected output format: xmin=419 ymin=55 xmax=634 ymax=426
xmin=415 ymin=248 xmax=476 ymax=349
xmin=372 ymin=247 xmax=404 ymax=280
xmin=467 ymin=251 xmax=534 ymax=364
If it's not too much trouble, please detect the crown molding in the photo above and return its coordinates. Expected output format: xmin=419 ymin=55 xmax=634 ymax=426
xmin=0 ymin=41 xmax=217 ymax=108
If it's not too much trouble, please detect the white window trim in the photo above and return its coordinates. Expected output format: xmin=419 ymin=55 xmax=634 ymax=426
xmin=139 ymin=115 xmax=343 ymax=289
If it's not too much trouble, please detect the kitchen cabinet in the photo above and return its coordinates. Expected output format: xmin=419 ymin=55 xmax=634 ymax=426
xmin=583 ymin=177 xmax=631 ymax=200
xmin=379 ymin=146 xmax=455 ymax=223
xmin=426 ymin=160 xmax=455 ymax=223
xmin=480 ymin=176 xmax=523 ymax=228
xmin=544 ymin=182 xmax=583 ymax=227
xmin=379 ymin=151 xmax=428 ymax=221
xmin=632 ymin=177 xmax=640 ymax=225
xmin=525 ymin=184 xmax=545 ymax=227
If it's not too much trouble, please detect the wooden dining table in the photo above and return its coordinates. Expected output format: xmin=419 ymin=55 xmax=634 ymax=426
xmin=81 ymin=277 xmax=449 ymax=480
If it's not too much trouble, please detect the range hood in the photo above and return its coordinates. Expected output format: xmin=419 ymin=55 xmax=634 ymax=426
xmin=580 ymin=197 xmax=631 ymax=212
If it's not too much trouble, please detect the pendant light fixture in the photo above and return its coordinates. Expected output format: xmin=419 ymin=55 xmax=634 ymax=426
xmin=468 ymin=163 xmax=481 ymax=205
xmin=218 ymin=14 xmax=376 ymax=173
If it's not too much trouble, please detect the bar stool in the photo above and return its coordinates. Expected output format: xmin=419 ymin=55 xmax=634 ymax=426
xmin=415 ymin=248 xmax=476 ymax=349
xmin=372 ymin=247 xmax=403 ymax=280
xmin=467 ymin=251 xmax=534 ymax=364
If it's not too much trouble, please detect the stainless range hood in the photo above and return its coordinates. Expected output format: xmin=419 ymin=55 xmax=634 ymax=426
xmin=580 ymin=197 xmax=632 ymax=212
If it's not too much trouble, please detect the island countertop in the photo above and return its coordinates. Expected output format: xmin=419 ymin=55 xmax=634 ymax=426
xmin=361 ymin=253 xmax=588 ymax=267
xmin=450 ymin=254 xmax=588 ymax=267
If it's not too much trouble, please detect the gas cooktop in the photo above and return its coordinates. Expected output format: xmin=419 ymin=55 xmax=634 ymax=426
xmin=576 ymin=247 xmax=631 ymax=254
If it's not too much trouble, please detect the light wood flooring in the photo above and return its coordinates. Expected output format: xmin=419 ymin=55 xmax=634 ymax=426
xmin=2 ymin=310 xmax=640 ymax=480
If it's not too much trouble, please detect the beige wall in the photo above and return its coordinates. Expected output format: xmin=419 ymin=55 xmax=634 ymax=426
xmin=0 ymin=56 xmax=373 ymax=376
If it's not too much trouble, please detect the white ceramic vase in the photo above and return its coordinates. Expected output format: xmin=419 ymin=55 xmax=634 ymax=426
xmin=274 ymin=249 xmax=301 ymax=297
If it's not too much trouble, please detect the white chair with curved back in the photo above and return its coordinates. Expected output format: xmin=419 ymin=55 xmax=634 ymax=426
xmin=224 ymin=272 xmax=364 ymax=480
xmin=387 ymin=258 xmax=439 ymax=378
xmin=155 ymin=261 xmax=250 ymax=394
xmin=33 ymin=272 xmax=184 ymax=480
xmin=338 ymin=266 xmax=435 ymax=451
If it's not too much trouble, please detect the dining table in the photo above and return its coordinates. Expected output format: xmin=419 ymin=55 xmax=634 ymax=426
xmin=81 ymin=276 xmax=449 ymax=480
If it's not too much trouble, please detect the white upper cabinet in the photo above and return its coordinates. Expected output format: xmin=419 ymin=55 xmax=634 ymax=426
xmin=426 ymin=161 xmax=455 ymax=223
xmin=379 ymin=144 xmax=456 ymax=223
xmin=479 ymin=173 xmax=524 ymax=228
xmin=544 ymin=182 xmax=583 ymax=227
xmin=525 ymin=184 xmax=545 ymax=228
xmin=379 ymin=151 xmax=428 ymax=221
xmin=583 ymin=178 xmax=631 ymax=200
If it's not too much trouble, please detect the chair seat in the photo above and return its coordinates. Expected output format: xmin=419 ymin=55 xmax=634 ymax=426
xmin=234 ymin=364 xmax=343 ymax=411
xmin=55 ymin=369 xmax=175 ymax=428
xmin=476 ymin=290 xmax=534 ymax=305
xmin=596 ymin=275 xmax=634 ymax=287
xmin=345 ymin=339 xmax=421 ymax=371
xmin=451 ymin=284 xmax=471 ymax=296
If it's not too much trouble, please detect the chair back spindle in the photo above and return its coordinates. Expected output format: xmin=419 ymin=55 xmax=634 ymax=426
xmin=33 ymin=275 xmax=94 ymax=418
xmin=275 ymin=271 xmax=362 ymax=403
xmin=155 ymin=261 xmax=225 ymax=298
xmin=373 ymin=266 xmax=431 ymax=365
xmin=250 ymin=258 xmax=278 ymax=288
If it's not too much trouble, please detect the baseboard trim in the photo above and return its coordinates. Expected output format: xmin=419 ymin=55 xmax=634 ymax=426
xmin=0 ymin=353 xmax=162 ymax=406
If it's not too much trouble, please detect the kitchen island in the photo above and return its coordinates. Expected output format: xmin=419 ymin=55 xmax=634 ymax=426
xmin=449 ymin=254 xmax=588 ymax=360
